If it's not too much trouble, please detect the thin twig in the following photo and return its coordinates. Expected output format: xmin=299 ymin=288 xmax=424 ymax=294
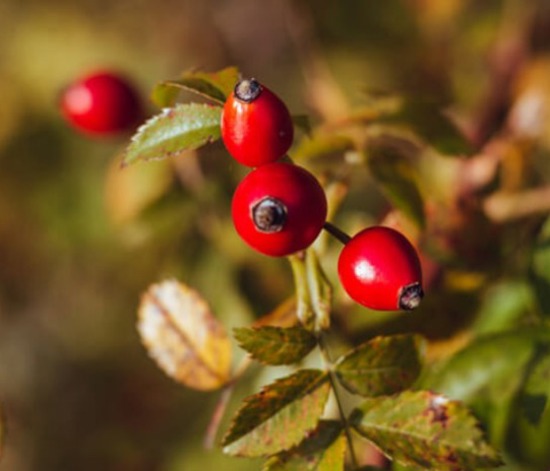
xmin=316 ymin=332 xmax=359 ymax=469
xmin=323 ymin=221 xmax=352 ymax=245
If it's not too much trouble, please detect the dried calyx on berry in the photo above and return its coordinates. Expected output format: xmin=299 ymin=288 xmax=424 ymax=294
xmin=221 ymin=78 xmax=294 ymax=167
xmin=231 ymin=162 xmax=327 ymax=257
xmin=234 ymin=78 xmax=263 ymax=103
xmin=252 ymin=197 xmax=287 ymax=233
xmin=324 ymin=223 xmax=424 ymax=312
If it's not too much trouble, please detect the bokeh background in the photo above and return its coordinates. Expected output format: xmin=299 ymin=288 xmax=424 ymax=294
xmin=2 ymin=0 xmax=550 ymax=470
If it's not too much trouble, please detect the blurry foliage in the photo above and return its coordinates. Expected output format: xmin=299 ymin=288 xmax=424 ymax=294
xmin=3 ymin=0 xmax=550 ymax=470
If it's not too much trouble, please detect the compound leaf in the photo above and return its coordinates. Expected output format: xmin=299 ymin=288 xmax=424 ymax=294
xmin=222 ymin=369 xmax=330 ymax=457
xmin=351 ymin=390 xmax=502 ymax=470
xmin=263 ymin=420 xmax=345 ymax=471
xmin=123 ymin=103 xmax=221 ymax=166
xmin=335 ymin=334 xmax=424 ymax=397
xmin=234 ymin=325 xmax=317 ymax=365
xmin=137 ymin=279 xmax=232 ymax=391
xmin=421 ymin=330 xmax=538 ymax=448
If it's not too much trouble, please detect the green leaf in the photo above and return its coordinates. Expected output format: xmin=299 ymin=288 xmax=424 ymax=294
xmin=293 ymin=134 xmax=356 ymax=162
xmin=351 ymin=390 xmax=503 ymax=470
xmin=367 ymin=138 xmax=426 ymax=229
xmin=222 ymin=369 xmax=331 ymax=457
xmin=506 ymin=341 xmax=550 ymax=468
xmin=530 ymin=216 xmax=550 ymax=317
xmin=420 ymin=330 xmax=538 ymax=448
xmin=472 ymin=280 xmax=537 ymax=336
xmin=151 ymin=66 xmax=240 ymax=107
xmin=263 ymin=420 xmax=345 ymax=471
xmin=335 ymin=334 xmax=424 ymax=397
xmin=123 ymin=103 xmax=222 ymax=166
xmin=233 ymin=325 xmax=317 ymax=365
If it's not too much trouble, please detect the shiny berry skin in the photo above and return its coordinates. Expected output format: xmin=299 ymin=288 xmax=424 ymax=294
xmin=232 ymin=162 xmax=327 ymax=256
xmin=221 ymin=78 xmax=294 ymax=167
xmin=337 ymin=226 xmax=423 ymax=311
xmin=60 ymin=71 xmax=142 ymax=135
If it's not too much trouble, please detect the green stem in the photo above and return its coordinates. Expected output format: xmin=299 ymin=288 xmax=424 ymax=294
xmin=305 ymin=249 xmax=332 ymax=332
xmin=323 ymin=221 xmax=352 ymax=245
xmin=316 ymin=332 xmax=359 ymax=469
xmin=288 ymin=253 xmax=315 ymax=329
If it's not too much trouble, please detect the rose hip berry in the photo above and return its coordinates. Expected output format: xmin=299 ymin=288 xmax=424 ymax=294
xmin=337 ymin=226 xmax=423 ymax=311
xmin=60 ymin=70 xmax=142 ymax=135
xmin=221 ymin=78 xmax=294 ymax=167
xmin=232 ymin=162 xmax=327 ymax=256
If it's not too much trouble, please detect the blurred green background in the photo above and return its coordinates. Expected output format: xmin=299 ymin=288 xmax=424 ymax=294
xmin=2 ymin=0 xmax=550 ymax=470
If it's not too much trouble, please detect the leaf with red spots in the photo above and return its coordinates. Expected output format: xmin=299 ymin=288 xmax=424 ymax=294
xmin=137 ymin=279 xmax=232 ymax=391
xmin=234 ymin=325 xmax=317 ymax=365
xmin=222 ymin=369 xmax=330 ymax=457
xmin=123 ymin=103 xmax=222 ymax=166
xmin=335 ymin=334 xmax=424 ymax=397
xmin=350 ymin=390 xmax=503 ymax=470
xmin=263 ymin=420 xmax=345 ymax=471
xmin=151 ymin=66 xmax=240 ymax=107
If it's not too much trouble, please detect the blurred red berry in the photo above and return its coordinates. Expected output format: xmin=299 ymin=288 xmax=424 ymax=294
xmin=60 ymin=70 xmax=142 ymax=136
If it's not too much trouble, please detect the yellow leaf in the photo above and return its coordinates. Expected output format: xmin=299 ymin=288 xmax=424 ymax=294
xmin=137 ymin=279 xmax=232 ymax=391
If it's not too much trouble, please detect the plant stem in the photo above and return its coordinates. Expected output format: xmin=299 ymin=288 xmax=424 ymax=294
xmin=323 ymin=221 xmax=352 ymax=245
xmin=316 ymin=332 xmax=359 ymax=469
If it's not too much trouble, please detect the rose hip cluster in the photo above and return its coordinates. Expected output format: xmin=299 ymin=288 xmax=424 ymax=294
xmin=222 ymin=78 xmax=424 ymax=312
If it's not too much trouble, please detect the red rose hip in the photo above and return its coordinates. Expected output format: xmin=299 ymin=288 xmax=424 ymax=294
xmin=221 ymin=78 xmax=294 ymax=167
xmin=232 ymin=162 xmax=327 ymax=256
xmin=60 ymin=70 xmax=142 ymax=135
xmin=337 ymin=226 xmax=423 ymax=311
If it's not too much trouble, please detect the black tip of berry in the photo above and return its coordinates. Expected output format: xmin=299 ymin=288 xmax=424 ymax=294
xmin=235 ymin=78 xmax=262 ymax=103
xmin=398 ymin=282 xmax=424 ymax=311
xmin=252 ymin=197 xmax=287 ymax=233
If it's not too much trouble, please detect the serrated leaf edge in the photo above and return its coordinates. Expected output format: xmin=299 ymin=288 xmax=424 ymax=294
xmin=221 ymin=369 xmax=330 ymax=451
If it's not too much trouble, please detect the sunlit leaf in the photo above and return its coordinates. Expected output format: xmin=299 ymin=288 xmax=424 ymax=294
xmin=151 ymin=66 xmax=240 ymax=107
xmin=351 ymin=390 xmax=502 ymax=470
xmin=263 ymin=421 xmax=345 ymax=471
xmin=234 ymin=325 xmax=317 ymax=365
xmin=222 ymin=369 xmax=330 ymax=457
xmin=293 ymin=133 xmax=356 ymax=162
xmin=137 ymin=279 xmax=232 ymax=391
xmin=367 ymin=138 xmax=426 ymax=229
xmin=420 ymin=330 xmax=538 ymax=447
xmin=123 ymin=103 xmax=222 ymax=166
xmin=335 ymin=334 xmax=424 ymax=397
xmin=531 ymin=215 xmax=550 ymax=317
